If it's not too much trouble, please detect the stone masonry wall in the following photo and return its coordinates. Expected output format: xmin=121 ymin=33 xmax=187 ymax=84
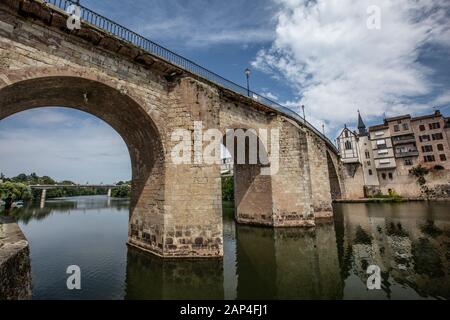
xmin=0 ymin=217 xmax=32 ymax=300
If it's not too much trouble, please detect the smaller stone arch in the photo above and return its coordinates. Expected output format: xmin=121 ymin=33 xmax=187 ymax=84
xmin=222 ymin=128 xmax=274 ymax=226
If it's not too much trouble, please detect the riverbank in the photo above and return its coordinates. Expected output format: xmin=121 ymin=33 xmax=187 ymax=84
xmin=0 ymin=216 xmax=32 ymax=300
xmin=335 ymin=197 xmax=450 ymax=203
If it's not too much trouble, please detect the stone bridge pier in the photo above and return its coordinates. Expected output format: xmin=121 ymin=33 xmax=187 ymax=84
xmin=0 ymin=0 xmax=343 ymax=259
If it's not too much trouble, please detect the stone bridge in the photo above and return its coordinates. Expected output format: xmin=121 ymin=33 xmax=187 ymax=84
xmin=0 ymin=0 xmax=345 ymax=258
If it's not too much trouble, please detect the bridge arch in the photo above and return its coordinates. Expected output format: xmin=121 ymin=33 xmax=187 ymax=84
xmin=221 ymin=128 xmax=274 ymax=226
xmin=0 ymin=74 xmax=166 ymax=252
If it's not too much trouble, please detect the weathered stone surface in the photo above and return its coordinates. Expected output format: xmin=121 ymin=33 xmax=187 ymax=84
xmin=98 ymin=36 xmax=122 ymax=52
xmin=20 ymin=0 xmax=51 ymax=24
xmin=76 ymin=27 xmax=102 ymax=45
xmin=0 ymin=217 xmax=32 ymax=300
xmin=50 ymin=11 xmax=67 ymax=30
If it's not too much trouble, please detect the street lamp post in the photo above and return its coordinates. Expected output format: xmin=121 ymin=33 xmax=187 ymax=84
xmin=245 ymin=68 xmax=251 ymax=97
xmin=301 ymin=105 xmax=306 ymax=123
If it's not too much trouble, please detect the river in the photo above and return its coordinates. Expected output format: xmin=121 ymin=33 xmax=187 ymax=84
xmin=10 ymin=196 xmax=450 ymax=299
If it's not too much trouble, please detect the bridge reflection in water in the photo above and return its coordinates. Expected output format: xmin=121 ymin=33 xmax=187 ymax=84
xmin=11 ymin=196 xmax=450 ymax=299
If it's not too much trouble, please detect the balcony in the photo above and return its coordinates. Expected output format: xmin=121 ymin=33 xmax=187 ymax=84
xmin=392 ymin=135 xmax=416 ymax=145
xmin=395 ymin=150 xmax=419 ymax=158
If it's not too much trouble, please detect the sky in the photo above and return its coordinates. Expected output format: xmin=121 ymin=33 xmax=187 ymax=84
xmin=1 ymin=0 xmax=449 ymax=183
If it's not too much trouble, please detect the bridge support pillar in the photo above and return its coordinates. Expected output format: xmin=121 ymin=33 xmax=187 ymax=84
xmin=107 ymin=188 xmax=112 ymax=198
xmin=40 ymin=189 xmax=46 ymax=209
xmin=128 ymin=77 xmax=223 ymax=258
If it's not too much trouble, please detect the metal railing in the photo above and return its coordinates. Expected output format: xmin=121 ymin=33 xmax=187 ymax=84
xmin=43 ymin=0 xmax=337 ymax=151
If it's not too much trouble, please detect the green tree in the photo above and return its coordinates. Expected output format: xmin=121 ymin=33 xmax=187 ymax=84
xmin=0 ymin=181 xmax=33 ymax=200
xmin=221 ymin=176 xmax=234 ymax=201
xmin=111 ymin=185 xmax=131 ymax=198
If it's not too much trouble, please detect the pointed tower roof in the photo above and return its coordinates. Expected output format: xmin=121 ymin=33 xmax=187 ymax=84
xmin=357 ymin=110 xmax=368 ymax=136
xmin=357 ymin=110 xmax=365 ymax=129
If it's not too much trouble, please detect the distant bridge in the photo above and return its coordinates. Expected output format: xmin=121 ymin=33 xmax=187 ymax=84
xmin=29 ymin=184 xmax=126 ymax=208
xmin=29 ymin=184 xmax=121 ymax=190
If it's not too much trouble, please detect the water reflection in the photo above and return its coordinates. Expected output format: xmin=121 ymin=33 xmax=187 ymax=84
xmin=5 ymin=196 xmax=449 ymax=300
xmin=334 ymin=202 xmax=450 ymax=300
xmin=235 ymin=224 xmax=342 ymax=299
xmin=124 ymin=247 xmax=224 ymax=300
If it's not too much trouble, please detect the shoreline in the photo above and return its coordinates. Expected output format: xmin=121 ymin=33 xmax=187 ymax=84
xmin=334 ymin=197 xmax=450 ymax=203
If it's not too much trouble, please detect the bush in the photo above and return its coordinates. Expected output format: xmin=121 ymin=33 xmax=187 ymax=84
xmin=409 ymin=165 xmax=430 ymax=186
xmin=111 ymin=185 xmax=131 ymax=198
xmin=0 ymin=182 xmax=33 ymax=201
xmin=221 ymin=176 xmax=234 ymax=201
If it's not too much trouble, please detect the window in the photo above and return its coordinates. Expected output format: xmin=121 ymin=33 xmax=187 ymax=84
xmin=382 ymin=173 xmax=387 ymax=180
xmin=365 ymin=150 xmax=370 ymax=159
xmin=419 ymin=135 xmax=430 ymax=142
xmin=432 ymin=133 xmax=443 ymax=140
xmin=405 ymin=159 xmax=413 ymax=166
xmin=388 ymin=172 xmax=393 ymax=180
xmin=422 ymin=145 xmax=433 ymax=152
xmin=419 ymin=125 xmax=425 ymax=131
xmin=424 ymin=155 xmax=435 ymax=162
xmin=376 ymin=139 xmax=387 ymax=148
xmin=394 ymin=124 xmax=400 ymax=132
xmin=367 ymin=161 xmax=371 ymax=166
xmin=429 ymin=122 xmax=440 ymax=130
xmin=380 ymin=159 xmax=390 ymax=164
xmin=368 ymin=169 xmax=373 ymax=176
xmin=402 ymin=123 xmax=409 ymax=130
xmin=344 ymin=130 xmax=348 ymax=138
xmin=440 ymin=154 xmax=447 ymax=161
xmin=378 ymin=149 xmax=389 ymax=155
xmin=437 ymin=144 xmax=444 ymax=151
xmin=375 ymin=131 xmax=384 ymax=136
xmin=345 ymin=141 xmax=352 ymax=150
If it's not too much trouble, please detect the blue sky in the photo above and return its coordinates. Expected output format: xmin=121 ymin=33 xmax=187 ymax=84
xmin=1 ymin=0 xmax=449 ymax=183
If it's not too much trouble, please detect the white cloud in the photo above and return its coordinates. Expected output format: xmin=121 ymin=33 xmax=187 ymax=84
xmin=433 ymin=93 xmax=450 ymax=106
xmin=128 ymin=0 xmax=277 ymax=47
xmin=252 ymin=0 xmax=450 ymax=136
xmin=262 ymin=91 xmax=279 ymax=101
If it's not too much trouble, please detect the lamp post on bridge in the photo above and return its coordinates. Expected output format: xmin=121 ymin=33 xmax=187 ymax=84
xmin=301 ymin=105 xmax=306 ymax=123
xmin=245 ymin=68 xmax=251 ymax=97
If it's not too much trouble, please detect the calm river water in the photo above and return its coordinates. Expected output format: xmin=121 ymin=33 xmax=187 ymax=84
xmin=10 ymin=196 xmax=450 ymax=299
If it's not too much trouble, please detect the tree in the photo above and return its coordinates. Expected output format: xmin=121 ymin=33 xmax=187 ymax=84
xmin=111 ymin=185 xmax=131 ymax=198
xmin=409 ymin=165 xmax=429 ymax=186
xmin=221 ymin=176 xmax=234 ymax=201
xmin=41 ymin=176 xmax=56 ymax=185
xmin=13 ymin=173 xmax=28 ymax=183
xmin=0 ymin=181 xmax=33 ymax=200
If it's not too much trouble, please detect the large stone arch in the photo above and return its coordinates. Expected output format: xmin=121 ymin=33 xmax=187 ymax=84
xmin=0 ymin=74 xmax=169 ymax=256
